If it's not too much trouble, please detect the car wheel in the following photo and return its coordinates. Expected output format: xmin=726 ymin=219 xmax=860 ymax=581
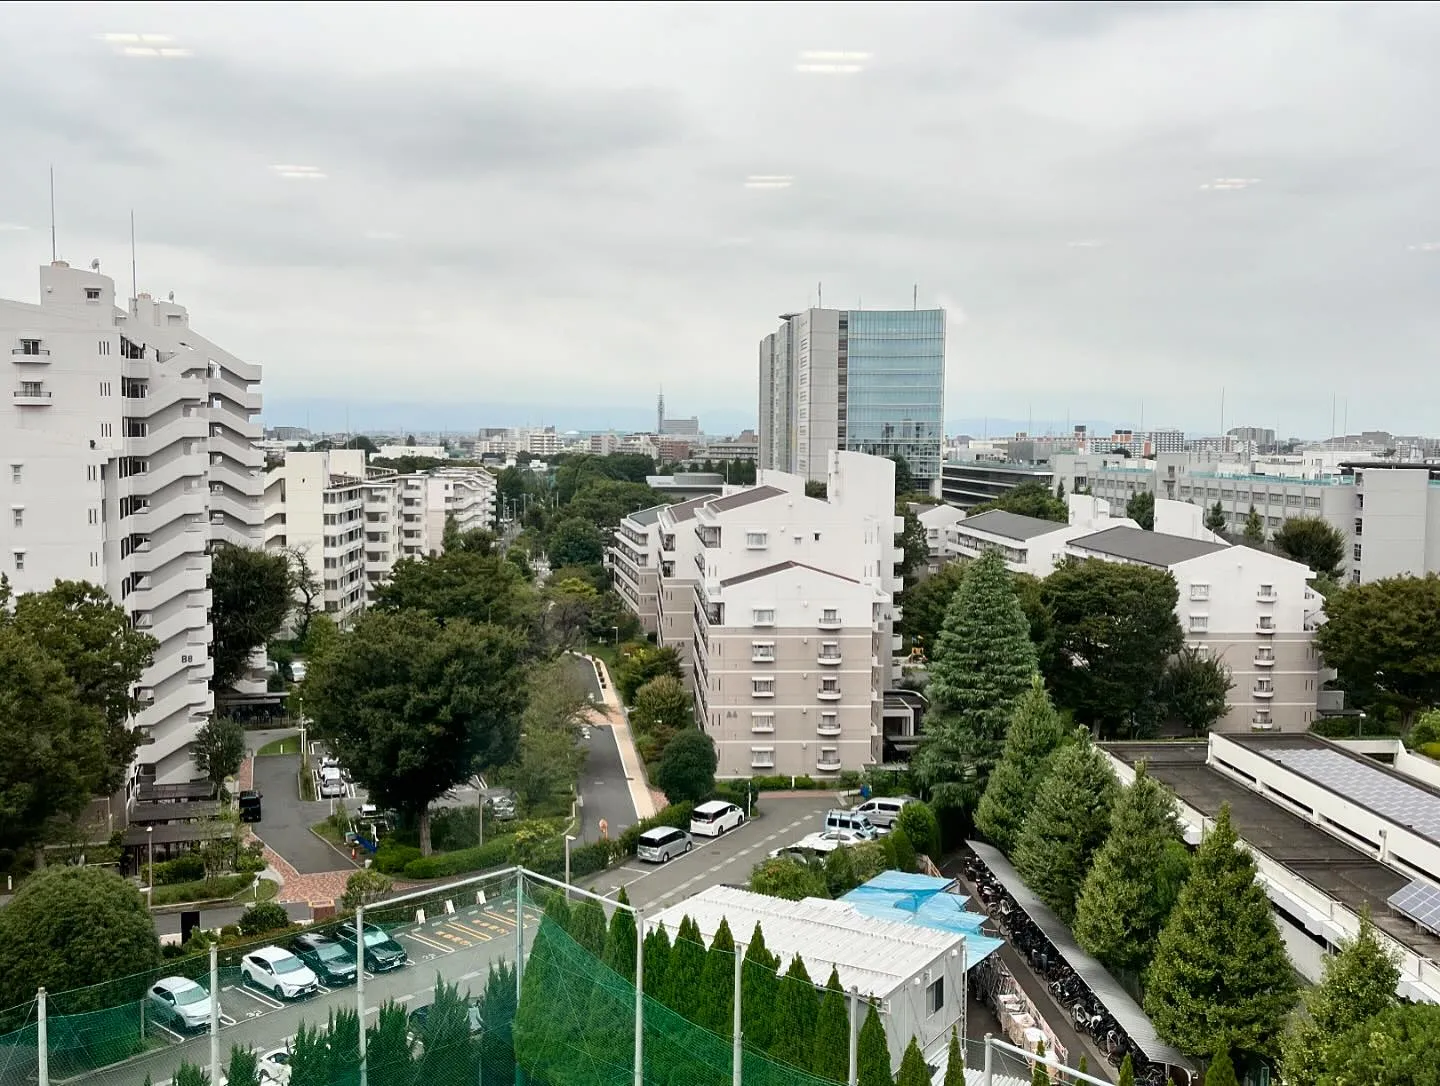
xmin=685 ymin=841 xmax=692 ymax=853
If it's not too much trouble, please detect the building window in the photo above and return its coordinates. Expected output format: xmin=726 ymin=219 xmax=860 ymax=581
xmin=1353 ymin=542 xmax=1362 ymax=562
xmin=750 ymin=748 xmax=775 ymax=769
xmin=10 ymin=465 xmax=21 ymax=484
xmin=12 ymin=552 xmax=23 ymax=572
xmin=745 ymin=532 xmax=768 ymax=549
xmin=751 ymin=713 xmax=775 ymax=733
xmin=818 ymin=746 xmax=840 ymax=769
xmin=819 ymin=711 xmax=840 ymax=734
xmin=10 ymin=508 xmax=20 ymax=528
xmin=751 ymin=642 xmax=775 ymax=662
xmin=1189 ymin=615 xmax=1208 ymax=633
xmin=926 ymin=977 xmax=945 ymax=1015
xmin=821 ymin=608 xmax=839 ymax=624
xmin=1258 ymin=616 xmax=1275 ymax=630
xmin=19 ymin=339 xmax=41 ymax=355
xmin=752 ymin=608 xmax=775 ymax=626
xmin=751 ymin=679 xmax=775 ymax=697
xmin=820 ymin=677 xmax=839 ymax=694
xmin=819 ymin=641 xmax=840 ymax=661
xmin=1189 ymin=584 xmax=1209 ymax=601
xmin=85 ymin=287 xmax=101 ymax=301
xmin=1258 ymin=583 xmax=1275 ymax=599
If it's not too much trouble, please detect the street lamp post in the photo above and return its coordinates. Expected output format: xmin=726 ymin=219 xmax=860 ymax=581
xmin=145 ymin=826 xmax=154 ymax=909
xmin=564 ymin=834 xmax=577 ymax=897
xmin=611 ymin=626 xmax=620 ymax=645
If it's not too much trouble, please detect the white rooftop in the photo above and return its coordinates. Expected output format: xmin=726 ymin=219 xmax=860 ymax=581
xmin=647 ymin=885 xmax=965 ymax=1000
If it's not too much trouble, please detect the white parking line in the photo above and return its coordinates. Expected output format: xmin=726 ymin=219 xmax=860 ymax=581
xmin=395 ymin=994 xmax=415 ymax=1004
xmin=401 ymin=930 xmax=454 ymax=954
xmin=230 ymin=983 xmax=285 ymax=1011
xmin=150 ymin=1021 xmax=185 ymax=1043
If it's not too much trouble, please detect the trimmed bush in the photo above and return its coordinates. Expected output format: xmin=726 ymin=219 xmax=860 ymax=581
xmin=148 ymin=854 xmax=207 ymax=886
xmin=403 ymin=838 xmax=512 ymax=881
xmin=374 ymin=841 xmax=422 ymax=875
xmin=237 ymin=901 xmax=292 ymax=937
xmin=151 ymin=875 xmax=253 ymax=906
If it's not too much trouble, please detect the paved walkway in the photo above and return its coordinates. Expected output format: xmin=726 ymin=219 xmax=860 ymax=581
xmin=575 ymin=653 xmax=658 ymax=819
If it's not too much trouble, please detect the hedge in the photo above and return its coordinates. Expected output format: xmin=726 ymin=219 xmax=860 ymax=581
xmin=147 ymin=854 xmax=207 ymax=885
xmin=403 ymin=839 xmax=513 ymax=881
xmin=374 ymin=841 xmax=423 ymax=875
xmin=151 ymin=874 xmax=254 ymax=906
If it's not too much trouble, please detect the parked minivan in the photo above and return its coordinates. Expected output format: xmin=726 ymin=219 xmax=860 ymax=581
xmin=823 ymin=809 xmax=878 ymax=839
xmin=850 ymin=795 xmax=917 ymax=830
xmin=690 ymin=800 xmax=745 ymax=837
xmin=636 ymin=826 xmax=693 ymax=863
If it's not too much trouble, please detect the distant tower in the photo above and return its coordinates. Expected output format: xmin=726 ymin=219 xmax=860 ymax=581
xmin=657 ymin=387 xmax=665 ymax=435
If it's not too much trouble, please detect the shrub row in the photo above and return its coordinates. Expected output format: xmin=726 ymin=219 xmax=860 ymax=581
xmin=151 ymin=874 xmax=253 ymax=907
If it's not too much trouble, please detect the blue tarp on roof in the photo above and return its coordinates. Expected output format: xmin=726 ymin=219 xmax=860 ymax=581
xmin=841 ymin=873 xmax=1004 ymax=969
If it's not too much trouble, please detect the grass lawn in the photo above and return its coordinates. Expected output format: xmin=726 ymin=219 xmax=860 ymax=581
xmin=257 ymin=735 xmax=300 ymax=756
xmin=311 ymin=818 xmax=348 ymax=849
xmin=233 ymin=877 xmax=279 ymax=903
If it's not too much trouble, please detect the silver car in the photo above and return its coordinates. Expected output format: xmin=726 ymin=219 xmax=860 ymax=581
xmin=636 ymin=826 xmax=693 ymax=863
xmin=147 ymin=976 xmax=217 ymax=1031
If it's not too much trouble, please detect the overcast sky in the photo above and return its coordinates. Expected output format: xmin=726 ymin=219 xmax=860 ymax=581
xmin=2 ymin=1 xmax=1438 ymax=437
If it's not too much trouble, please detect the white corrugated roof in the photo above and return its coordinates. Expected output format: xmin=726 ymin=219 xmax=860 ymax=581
xmin=648 ymin=886 xmax=965 ymax=1000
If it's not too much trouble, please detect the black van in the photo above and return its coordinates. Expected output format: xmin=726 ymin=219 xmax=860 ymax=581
xmin=238 ymin=790 xmax=263 ymax=823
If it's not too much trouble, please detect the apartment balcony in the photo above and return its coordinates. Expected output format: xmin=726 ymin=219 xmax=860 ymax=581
xmin=817 ymin=651 xmax=842 ymax=666
xmin=816 ymin=754 xmax=843 ymax=772
xmin=817 ymin=687 xmax=842 ymax=701
xmin=751 ymin=651 xmax=775 ymax=664
xmin=13 ymin=387 xmax=53 ymax=405
xmin=1253 ymin=653 xmax=1275 ymax=668
xmin=1256 ymin=587 xmax=1278 ymax=603
xmin=817 ymin=614 xmax=842 ymax=631
xmin=1250 ymin=716 xmax=1275 ymax=731
xmin=1255 ymin=622 xmax=1276 ymax=635
xmin=11 ymin=346 xmax=51 ymax=363
xmin=1252 ymin=685 xmax=1275 ymax=699
xmin=817 ymin=720 xmax=843 ymax=737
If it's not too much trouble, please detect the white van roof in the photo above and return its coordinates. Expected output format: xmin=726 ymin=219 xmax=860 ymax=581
xmin=693 ymin=800 xmax=734 ymax=815
xmin=639 ymin=826 xmax=682 ymax=841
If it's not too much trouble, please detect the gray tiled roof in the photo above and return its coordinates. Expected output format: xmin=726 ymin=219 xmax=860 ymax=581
xmin=624 ymin=504 xmax=666 ymax=526
xmin=1068 ymin=525 xmax=1229 ymax=567
xmin=719 ymin=560 xmax=859 ymax=588
xmin=960 ymin=509 xmax=1066 ymax=541
xmin=703 ymin=485 xmax=785 ymax=512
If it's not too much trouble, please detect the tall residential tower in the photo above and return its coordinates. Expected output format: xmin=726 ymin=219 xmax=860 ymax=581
xmin=758 ymin=307 xmax=946 ymax=489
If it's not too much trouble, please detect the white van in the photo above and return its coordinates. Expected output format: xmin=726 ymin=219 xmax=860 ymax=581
xmin=318 ymin=767 xmax=346 ymax=798
xmin=689 ymin=800 xmax=745 ymax=837
xmin=823 ymin=809 xmax=878 ymax=839
xmin=850 ymin=795 xmax=917 ymax=830
xmin=636 ymin=826 xmax=693 ymax=863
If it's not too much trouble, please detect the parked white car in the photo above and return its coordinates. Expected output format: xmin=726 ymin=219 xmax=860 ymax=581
xmin=241 ymin=946 xmax=320 ymax=1000
xmin=769 ymin=830 xmax=865 ymax=859
xmin=318 ymin=767 xmax=347 ymax=798
xmin=850 ymin=795 xmax=917 ymax=830
xmin=146 ymin=976 xmax=217 ymax=1032
xmin=689 ymin=800 xmax=745 ymax=837
xmin=257 ymin=1046 xmax=293 ymax=1084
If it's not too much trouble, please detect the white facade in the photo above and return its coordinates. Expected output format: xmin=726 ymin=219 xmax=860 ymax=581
xmin=0 ymin=261 xmax=263 ymax=786
xmin=942 ymin=496 xmax=1132 ymax=578
xmin=375 ymin=444 xmax=445 ymax=460
xmin=631 ymin=452 xmax=903 ymax=777
xmin=1066 ymin=512 xmax=1325 ymax=732
xmin=914 ymin=503 xmax=963 ymax=575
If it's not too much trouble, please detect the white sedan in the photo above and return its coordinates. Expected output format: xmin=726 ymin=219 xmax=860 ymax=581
xmin=769 ymin=829 xmax=866 ymax=859
xmin=241 ymin=946 xmax=320 ymax=1000
xmin=257 ymin=1047 xmax=293 ymax=1084
xmin=146 ymin=976 xmax=217 ymax=1032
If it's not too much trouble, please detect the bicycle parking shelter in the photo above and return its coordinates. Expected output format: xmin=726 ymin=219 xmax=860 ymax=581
xmin=967 ymin=840 xmax=1195 ymax=1080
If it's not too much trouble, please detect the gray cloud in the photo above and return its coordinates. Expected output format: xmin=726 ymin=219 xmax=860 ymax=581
xmin=0 ymin=1 xmax=1437 ymax=436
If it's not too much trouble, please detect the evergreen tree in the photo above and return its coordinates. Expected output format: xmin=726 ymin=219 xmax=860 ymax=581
xmin=288 ymin=1022 xmax=330 ymax=1086
xmin=663 ymin=916 xmax=708 ymax=1019
xmin=569 ymin=897 xmax=608 ymax=958
xmin=603 ymin=886 xmax=638 ymax=982
xmin=1243 ymin=504 xmax=1265 ymax=544
xmin=943 ymin=1027 xmax=964 ymax=1086
xmin=856 ymin=1002 xmax=893 ymax=1086
xmin=812 ymin=967 xmax=850 ymax=1083
xmin=975 ymin=676 xmax=1068 ymax=854
xmin=1013 ymin=735 xmax=1118 ymax=922
xmin=225 ymin=1047 xmax=261 ymax=1086
xmin=897 ymin=1038 xmax=931 ymax=1086
xmin=1205 ymin=501 xmax=1228 ymax=535
xmin=420 ymin=980 xmax=479 ymax=1086
xmin=913 ymin=550 xmax=1039 ymax=809
xmin=696 ymin=917 xmax=736 ymax=1035
xmin=479 ymin=962 xmax=517 ymax=1086
xmin=1144 ymin=806 xmax=1297 ymax=1059
xmin=889 ymin=827 xmax=917 ymax=873
xmin=1203 ymin=1048 xmax=1238 ymax=1086
xmin=769 ymin=955 xmax=820 ymax=1070
xmin=1073 ymin=762 xmax=1189 ymax=974
xmin=741 ymin=923 xmax=780 ymax=1052
xmin=327 ymin=1006 xmax=362 ymax=1086
xmin=173 ymin=1065 xmax=208 ymax=1086
xmin=542 ymin=890 xmax=573 ymax=931
xmin=642 ymin=925 xmax=673 ymax=1011
xmin=1280 ymin=911 xmax=1400 ymax=1084
xmin=366 ymin=1002 xmax=415 ymax=1086
xmin=1116 ymin=1053 xmax=1134 ymax=1086
xmin=1077 ymin=1055 xmax=1087 ymax=1077
xmin=1030 ymin=1040 xmax=1048 ymax=1086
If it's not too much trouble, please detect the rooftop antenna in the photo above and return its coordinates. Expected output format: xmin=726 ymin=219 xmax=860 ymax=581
xmin=1219 ymin=387 xmax=1225 ymax=438
xmin=130 ymin=210 xmax=138 ymax=304
xmin=48 ymin=165 xmax=56 ymax=262
xmin=1330 ymin=393 xmax=1336 ymax=441
xmin=817 ymin=281 xmax=823 ymax=309
xmin=913 ymin=284 xmax=918 ymax=310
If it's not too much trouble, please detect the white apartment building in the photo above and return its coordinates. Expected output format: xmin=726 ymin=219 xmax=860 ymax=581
xmin=1064 ymin=516 xmax=1325 ymax=732
xmin=1 ymin=261 xmax=263 ymax=787
xmin=615 ymin=452 xmax=903 ymax=777
xmin=914 ymin=503 xmax=963 ymax=576
xmin=942 ymin=497 xmax=1133 ymax=578
xmin=376 ymin=444 xmax=446 ymax=460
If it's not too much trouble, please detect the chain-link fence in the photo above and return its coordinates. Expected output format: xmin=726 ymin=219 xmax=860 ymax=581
xmin=0 ymin=867 xmax=1084 ymax=1086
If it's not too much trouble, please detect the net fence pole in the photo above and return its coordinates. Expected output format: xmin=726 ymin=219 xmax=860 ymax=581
xmin=846 ymin=987 xmax=858 ymax=1086
xmin=731 ymin=938 xmax=742 ymax=1086
xmin=357 ymin=904 xmax=368 ymax=1086
xmin=515 ymin=873 xmax=524 ymax=1086
xmin=633 ymin=908 xmax=644 ymax=1086
xmin=36 ymin=988 xmax=47 ymax=1086
xmin=983 ymin=1033 xmax=993 ymax=1086
xmin=209 ymin=943 xmax=220 ymax=1086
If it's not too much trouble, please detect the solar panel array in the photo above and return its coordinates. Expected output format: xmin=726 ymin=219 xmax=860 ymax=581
xmin=1263 ymin=747 xmax=1440 ymax=843
xmin=1387 ymin=879 xmax=1440 ymax=936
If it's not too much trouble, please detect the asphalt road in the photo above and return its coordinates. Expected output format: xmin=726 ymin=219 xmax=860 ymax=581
xmin=576 ymin=725 xmax=637 ymax=844
xmin=58 ymin=796 xmax=838 ymax=1086
xmin=250 ymin=754 xmax=358 ymax=876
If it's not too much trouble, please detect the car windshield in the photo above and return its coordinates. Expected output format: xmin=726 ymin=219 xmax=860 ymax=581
xmin=173 ymin=985 xmax=208 ymax=1006
xmin=272 ymin=954 xmax=305 ymax=973
xmin=362 ymin=929 xmax=392 ymax=947
xmin=315 ymin=942 xmax=347 ymax=962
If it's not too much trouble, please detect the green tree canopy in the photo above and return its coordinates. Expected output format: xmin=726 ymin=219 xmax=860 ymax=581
xmin=805 ymin=480 xmax=828 ymax=499
xmin=226 ymin=1045 xmax=262 ymax=1086
xmin=914 ymin=551 xmax=1039 ymax=808
xmin=943 ymin=1028 xmax=964 ymax=1086
xmin=0 ymin=867 xmax=161 ymax=1012
xmin=564 ymin=479 xmax=663 ymax=530
xmin=695 ymin=917 xmax=735 ymax=1035
xmin=741 ymin=923 xmax=781 ymax=1052
xmin=1202 ymin=1048 xmax=1238 ymax=1086
xmin=305 ymin=610 xmax=527 ymax=853
xmin=602 ymin=886 xmax=638 ymax=982
xmin=616 ymin=644 xmax=684 ymax=703
xmin=749 ymin=857 xmax=828 ymax=901
xmin=365 ymin=1001 xmax=415 ymax=1086
xmin=1281 ymin=912 xmax=1400 ymax=1085
xmin=1314 ymin=1002 xmax=1440 ymax=1086
xmin=642 ymin=925 xmax=672 ymax=1007
xmin=1272 ymin=515 xmax=1347 ymax=579
xmin=899 ymin=560 xmax=965 ymax=657
xmin=631 ymin=674 xmax=693 ymax=741
xmin=192 ymin=716 xmax=246 ymax=793
xmin=890 ymin=455 xmax=916 ymax=496
xmin=1126 ymin=490 xmax=1155 ymax=531
xmin=210 ymin=543 xmax=294 ymax=689
xmin=975 ymin=676 xmax=1068 ymax=854
xmin=856 ymin=1001 xmax=892 ymax=1086
xmin=896 ymin=509 xmax=929 ymax=592
xmin=1073 ymin=762 xmax=1190 ymax=974
xmin=1013 ymin=735 xmax=1119 ymax=922
xmin=1243 ymin=505 xmax=1265 ymax=543
xmin=1159 ymin=647 xmax=1233 ymax=734
xmin=1144 ymin=806 xmax=1297 ymax=1059
xmin=546 ymin=516 xmax=607 ymax=568
xmin=654 ymin=727 xmax=716 ymax=805
xmin=538 ymin=577 xmax=598 ymax=654
xmin=500 ymin=662 xmax=587 ymax=811
xmin=1116 ymin=1053 xmax=1135 ymax=1086
xmin=896 ymin=1038 xmax=930 ymax=1086
xmin=812 ymin=967 xmax=850 ymax=1082
xmin=1205 ymin=501 xmax=1229 ymax=535
xmin=663 ymin=916 xmax=708 ymax=1020
xmin=1041 ymin=557 xmax=1183 ymax=738
xmin=1315 ymin=574 xmax=1440 ymax=721
xmin=373 ymin=547 xmax=536 ymax=631
xmin=895 ymin=802 xmax=940 ymax=857
xmin=969 ymin=481 xmax=1067 ymax=522
xmin=769 ymin=956 xmax=820 ymax=1070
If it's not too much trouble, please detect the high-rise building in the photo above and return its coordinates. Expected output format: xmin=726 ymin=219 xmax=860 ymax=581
xmin=757 ymin=308 xmax=946 ymax=488
xmin=0 ymin=260 xmax=263 ymax=787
